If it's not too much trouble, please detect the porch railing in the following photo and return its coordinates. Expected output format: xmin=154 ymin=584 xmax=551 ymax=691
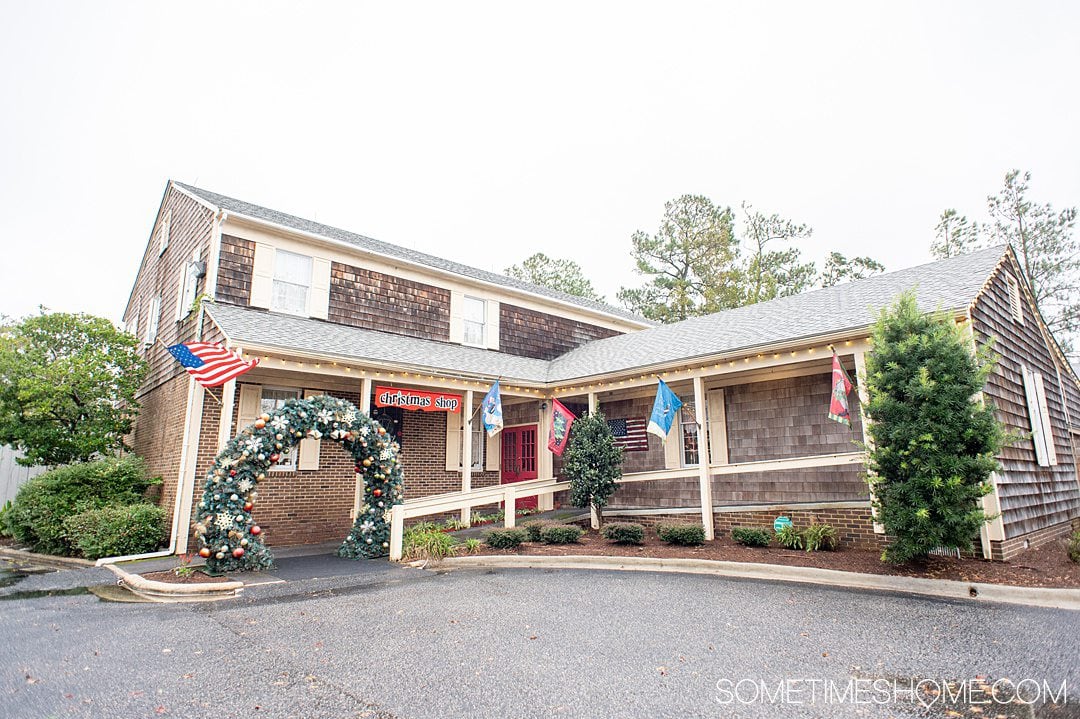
xmin=389 ymin=477 xmax=570 ymax=561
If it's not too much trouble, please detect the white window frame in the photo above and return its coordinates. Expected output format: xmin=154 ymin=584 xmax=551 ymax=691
xmin=1005 ymin=272 xmax=1024 ymax=325
xmin=270 ymin=250 xmax=312 ymax=316
xmin=679 ymin=402 xmax=700 ymax=468
xmin=177 ymin=251 xmax=201 ymax=322
xmin=260 ymin=387 xmax=301 ymax=471
xmin=144 ymin=295 xmax=161 ymax=346
xmin=126 ymin=302 xmax=140 ymax=339
xmin=459 ymin=419 xmax=485 ymax=471
xmin=462 ymin=295 xmax=487 ymax=347
xmin=157 ymin=210 xmax=171 ymax=256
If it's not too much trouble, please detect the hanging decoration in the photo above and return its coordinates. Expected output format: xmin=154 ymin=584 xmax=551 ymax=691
xmin=193 ymin=395 xmax=404 ymax=572
xmin=547 ymin=398 xmax=576 ymax=456
xmin=827 ymin=350 xmax=854 ymax=427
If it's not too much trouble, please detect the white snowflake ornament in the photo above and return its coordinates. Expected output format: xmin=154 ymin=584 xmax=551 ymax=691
xmin=215 ymin=514 xmax=234 ymax=530
xmin=316 ymin=409 xmax=334 ymax=425
xmin=237 ymin=479 xmax=254 ymax=493
xmin=359 ymin=520 xmax=375 ymax=534
xmin=270 ymin=416 xmax=289 ymax=431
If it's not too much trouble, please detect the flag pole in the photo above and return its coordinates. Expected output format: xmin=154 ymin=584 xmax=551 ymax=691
xmin=467 ymin=376 xmax=503 ymax=425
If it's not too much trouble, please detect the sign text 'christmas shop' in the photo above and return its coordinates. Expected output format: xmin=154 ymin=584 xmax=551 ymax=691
xmin=374 ymin=386 xmax=462 ymax=413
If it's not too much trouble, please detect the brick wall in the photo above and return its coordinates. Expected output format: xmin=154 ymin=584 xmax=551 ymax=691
xmin=130 ymin=373 xmax=190 ymax=523
xmin=216 ymin=234 xmax=255 ymax=306
xmin=329 ymin=262 xmax=451 ymax=340
xmin=499 ymin=303 xmax=621 ymax=360
xmin=398 ymin=410 xmax=498 ymax=497
xmin=984 ymin=518 xmax=1076 ymax=561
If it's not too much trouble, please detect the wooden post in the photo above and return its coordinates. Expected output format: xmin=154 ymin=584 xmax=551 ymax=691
xmin=360 ymin=376 xmax=372 ymax=414
xmin=692 ymin=375 xmax=715 ymax=540
xmin=460 ymin=389 xmax=474 ymax=525
xmin=389 ymin=505 xmax=405 ymax=561
xmin=588 ymin=392 xmax=598 ymax=415
xmin=503 ymin=485 xmax=516 ymax=528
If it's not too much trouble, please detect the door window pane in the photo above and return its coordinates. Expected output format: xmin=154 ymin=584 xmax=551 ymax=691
xmin=261 ymin=388 xmax=300 ymax=470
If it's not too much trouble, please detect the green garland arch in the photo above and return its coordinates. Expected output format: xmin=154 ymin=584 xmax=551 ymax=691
xmin=193 ymin=394 xmax=404 ymax=573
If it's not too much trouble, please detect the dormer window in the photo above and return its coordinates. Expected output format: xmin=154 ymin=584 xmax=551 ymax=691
xmin=271 ymin=250 xmax=312 ymax=316
xmin=462 ymin=296 xmax=487 ymax=346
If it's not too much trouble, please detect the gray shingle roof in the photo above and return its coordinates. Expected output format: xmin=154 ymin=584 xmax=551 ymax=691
xmin=546 ymin=245 xmax=1009 ymax=381
xmin=206 ymin=246 xmax=1009 ymax=385
xmin=173 ymin=182 xmax=649 ymax=325
xmin=205 ymin=303 xmax=552 ymax=383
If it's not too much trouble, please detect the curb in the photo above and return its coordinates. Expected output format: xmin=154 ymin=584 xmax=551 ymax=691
xmin=104 ymin=565 xmax=245 ymax=603
xmin=0 ymin=546 xmax=96 ymax=570
xmin=439 ymin=554 xmax=1080 ymax=611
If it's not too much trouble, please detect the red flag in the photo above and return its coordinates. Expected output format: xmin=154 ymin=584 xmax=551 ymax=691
xmin=547 ymin=398 xmax=576 ymax=456
xmin=828 ymin=351 xmax=854 ymax=426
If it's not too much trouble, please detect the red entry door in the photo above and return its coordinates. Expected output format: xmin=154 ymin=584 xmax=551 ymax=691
xmin=501 ymin=425 xmax=538 ymax=509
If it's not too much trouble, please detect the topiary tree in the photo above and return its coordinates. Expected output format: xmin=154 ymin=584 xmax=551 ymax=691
xmin=0 ymin=310 xmax=146 ymax=467
xmin=563 ymin=411 xmax=623 ymax=528
xmin=864 ymin=292 xmax=1005 ymax=564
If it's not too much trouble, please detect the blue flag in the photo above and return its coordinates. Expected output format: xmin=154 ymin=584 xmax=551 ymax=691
xmin=481 ymin=381 xmax=504 ymax=437
xmin=647 ymin=379 xmax=683 ymax=441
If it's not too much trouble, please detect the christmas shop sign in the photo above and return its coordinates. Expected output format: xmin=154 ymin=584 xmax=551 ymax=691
xmin=374 ymin=386 xmax=462 ymax=413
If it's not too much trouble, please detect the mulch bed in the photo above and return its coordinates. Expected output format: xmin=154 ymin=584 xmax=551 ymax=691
xmin=473 ymin=530 xmax=1080 ymax=589
xmin=139 ymin=570 xmax=231 ymax=585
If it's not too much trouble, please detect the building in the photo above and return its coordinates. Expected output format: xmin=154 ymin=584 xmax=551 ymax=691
xmin=123 ymin=181 xmax=1080 ymax=561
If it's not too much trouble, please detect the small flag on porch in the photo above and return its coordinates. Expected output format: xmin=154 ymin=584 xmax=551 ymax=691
xmin=167 ymin=342 xmax=258 ymax=388
xmin=547 ymin=398 xmax=576 ymax=456
xmin=647 ymin=379 xmax=683 ymax=441
xmin=481 ymin=380 xmax=504 ymax=437
xmin=828 ymin=351 xmax=854 ymax=426
xmin=607 ymin=418 xmax=649 ymax=451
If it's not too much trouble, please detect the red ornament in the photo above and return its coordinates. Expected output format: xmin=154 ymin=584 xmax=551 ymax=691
xmin=243 ymin=502 xmax=254 ymax=511
xmin=229 ymin=469 xmax=237 ymax=477
xmin=198 ymin=547 xmax=211 ymax=558
xmin=373 ymin=489 xmax=382 ymax=497
xmin=232 ymin=547 xmax=245 ymax=558
xmin=250 ymin=525 xmax=262 ymax=536
xmin=269 ymin=454 xmax=280 ymax=463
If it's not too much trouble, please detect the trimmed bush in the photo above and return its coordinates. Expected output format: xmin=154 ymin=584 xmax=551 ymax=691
xmin=539 ymin=524 xmax=584 ymax=544
xmin=801 ymin=523 xmax=838 ymax=552
xmin=656 ymin=522 xmax=705 ymax=546
xmin=0 ymin=501 xmax=12 ymax=538
xmin=1068 ymin=531 xmax=1080 ymax=564
xmin=5 ymin=456 xmax=160 ymax=556
xmin=63 ymin=504 xmax=168 ymax=560
xmin=731 ymin=527 xmax=771 ymax=547
xmin=484 ymin=527 xmax=528 ymax=549
xmin=601 ymin=522 xmax=645 ymax=545
xmin=521 ymin=519 xmax=552 ymax=542
xmin=403 ymin=527 xmax=456 ymax=561
xmin=776 ymin=524 xmax=804 ymax=550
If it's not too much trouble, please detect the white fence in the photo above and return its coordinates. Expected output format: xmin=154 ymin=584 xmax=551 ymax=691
xmin=0 ymin=445 xmax=46 ymax=504
xmin=389 ymin=477 xmax=570 ymax=561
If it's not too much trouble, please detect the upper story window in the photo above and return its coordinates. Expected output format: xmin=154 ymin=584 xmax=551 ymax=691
xmin=144 ymin=295 xmax=161 ymax=347
xmin=261 ymin=387 xmax=301 ymax=470
xmin=126 ymin=302 xmax=140 ymax=339
xmin=157 ymin=210 xmax=171 ymax=255
xmin=177 ymin=251 xmax=203 ymax=321
xmin=272 ymin=250 xmax=312 ymax=316
xmin=462 ymin=296 xmax=487 ymax=346
xmin=1005 ymin=273 xmax=1024 ymax=325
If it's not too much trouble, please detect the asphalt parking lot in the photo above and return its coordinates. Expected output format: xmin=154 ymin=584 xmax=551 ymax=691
xmin=1 ymin=556 xmax=1077 ymax=718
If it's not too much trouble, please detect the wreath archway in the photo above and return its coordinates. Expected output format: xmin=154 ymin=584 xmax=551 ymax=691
xmin=193 ymin=394 xmax=404 ymax=573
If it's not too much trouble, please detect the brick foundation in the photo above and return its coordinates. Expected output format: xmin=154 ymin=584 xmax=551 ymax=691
xmin=985 ymin=519 xmax=1077 ymax=561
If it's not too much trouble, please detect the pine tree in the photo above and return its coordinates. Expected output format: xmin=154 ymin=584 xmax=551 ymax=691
xmin=864 ymin=293 xmax=1004 ymax=564
xmin=563 ymin=411 xmax=624 ymax=528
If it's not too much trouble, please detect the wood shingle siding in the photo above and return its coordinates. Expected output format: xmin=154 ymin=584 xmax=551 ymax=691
xmin=216 ymin=234 xmax=255 ymax=306
xmin=328 ymin=261 xmax=451 ymax=341
xmin=971 ymin=263 xmax=1080 ymax=537
xmin=499 ymin=303 xmax=621 ymax=360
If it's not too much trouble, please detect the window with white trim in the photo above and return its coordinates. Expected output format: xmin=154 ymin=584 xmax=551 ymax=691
xmin=126 ymin=302 xmax=140 ymax=339
xmin=679 ymin=402 xmax=700 ymax=467
xmin=459 ymin=419 xmax=485 ymax=470
xmin=462 ymin=296 xmax=486 ymax=346
xmin=1005 ymin=273 xmax=1024 ymax=325
xmin=144 ymin=295 xmax=161 ymax=346
xmin=177 ymin=253 xmax=201 ymax=321
xmin=271 ymin=250 xmax=312 ymax=316
xmin=261 ymin=388 xmax=301 ymax=470
xmin=157 ymin=210 xmax=171 ymax=255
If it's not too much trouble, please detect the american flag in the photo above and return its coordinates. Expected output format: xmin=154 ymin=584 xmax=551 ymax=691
xmin=607 ymin=418 xmax=649 ymax=451
xmin=167 ymin=342 xmax=259 ymax=388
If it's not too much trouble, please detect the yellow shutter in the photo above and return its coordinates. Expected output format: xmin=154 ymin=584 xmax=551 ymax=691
xmin=448 ymin=291 xmax=465 ymax=344
xmin=309 ymin=257 xmax=331 ymax=320
xmin=707 ymin=389 xmax=728 ymax=465
xmin=250 ymin=242 xmax=275 ymax=309
xmin=298 ymin=390 xmax=322 ymax=470
xmin=445 ymin=410 xmax=462 ymax=472
xmin=237 ymin=384 xmax=262 ymax=431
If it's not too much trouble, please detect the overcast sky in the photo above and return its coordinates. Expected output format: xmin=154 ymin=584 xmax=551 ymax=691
xmin=1 ymin=1 xmax=1077 ymax=323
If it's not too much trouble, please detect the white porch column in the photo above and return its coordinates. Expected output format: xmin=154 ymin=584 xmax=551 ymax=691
xmin=460 ymin=389 xmax=474 ymax=524
xmin=692 ymin=375 xmax=715 ymax=540
xmin=217 ymin=378 xmax=237 ymax=451
xmin=353 ymin=376 xmax=373 ymax=519
xmin=537 ymin=399 xmax=555 ymax=511
xmin=588 ymin=392 xmax=598 ymax=415
xmin=852 ymin=350 xmax=885 ymax=535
